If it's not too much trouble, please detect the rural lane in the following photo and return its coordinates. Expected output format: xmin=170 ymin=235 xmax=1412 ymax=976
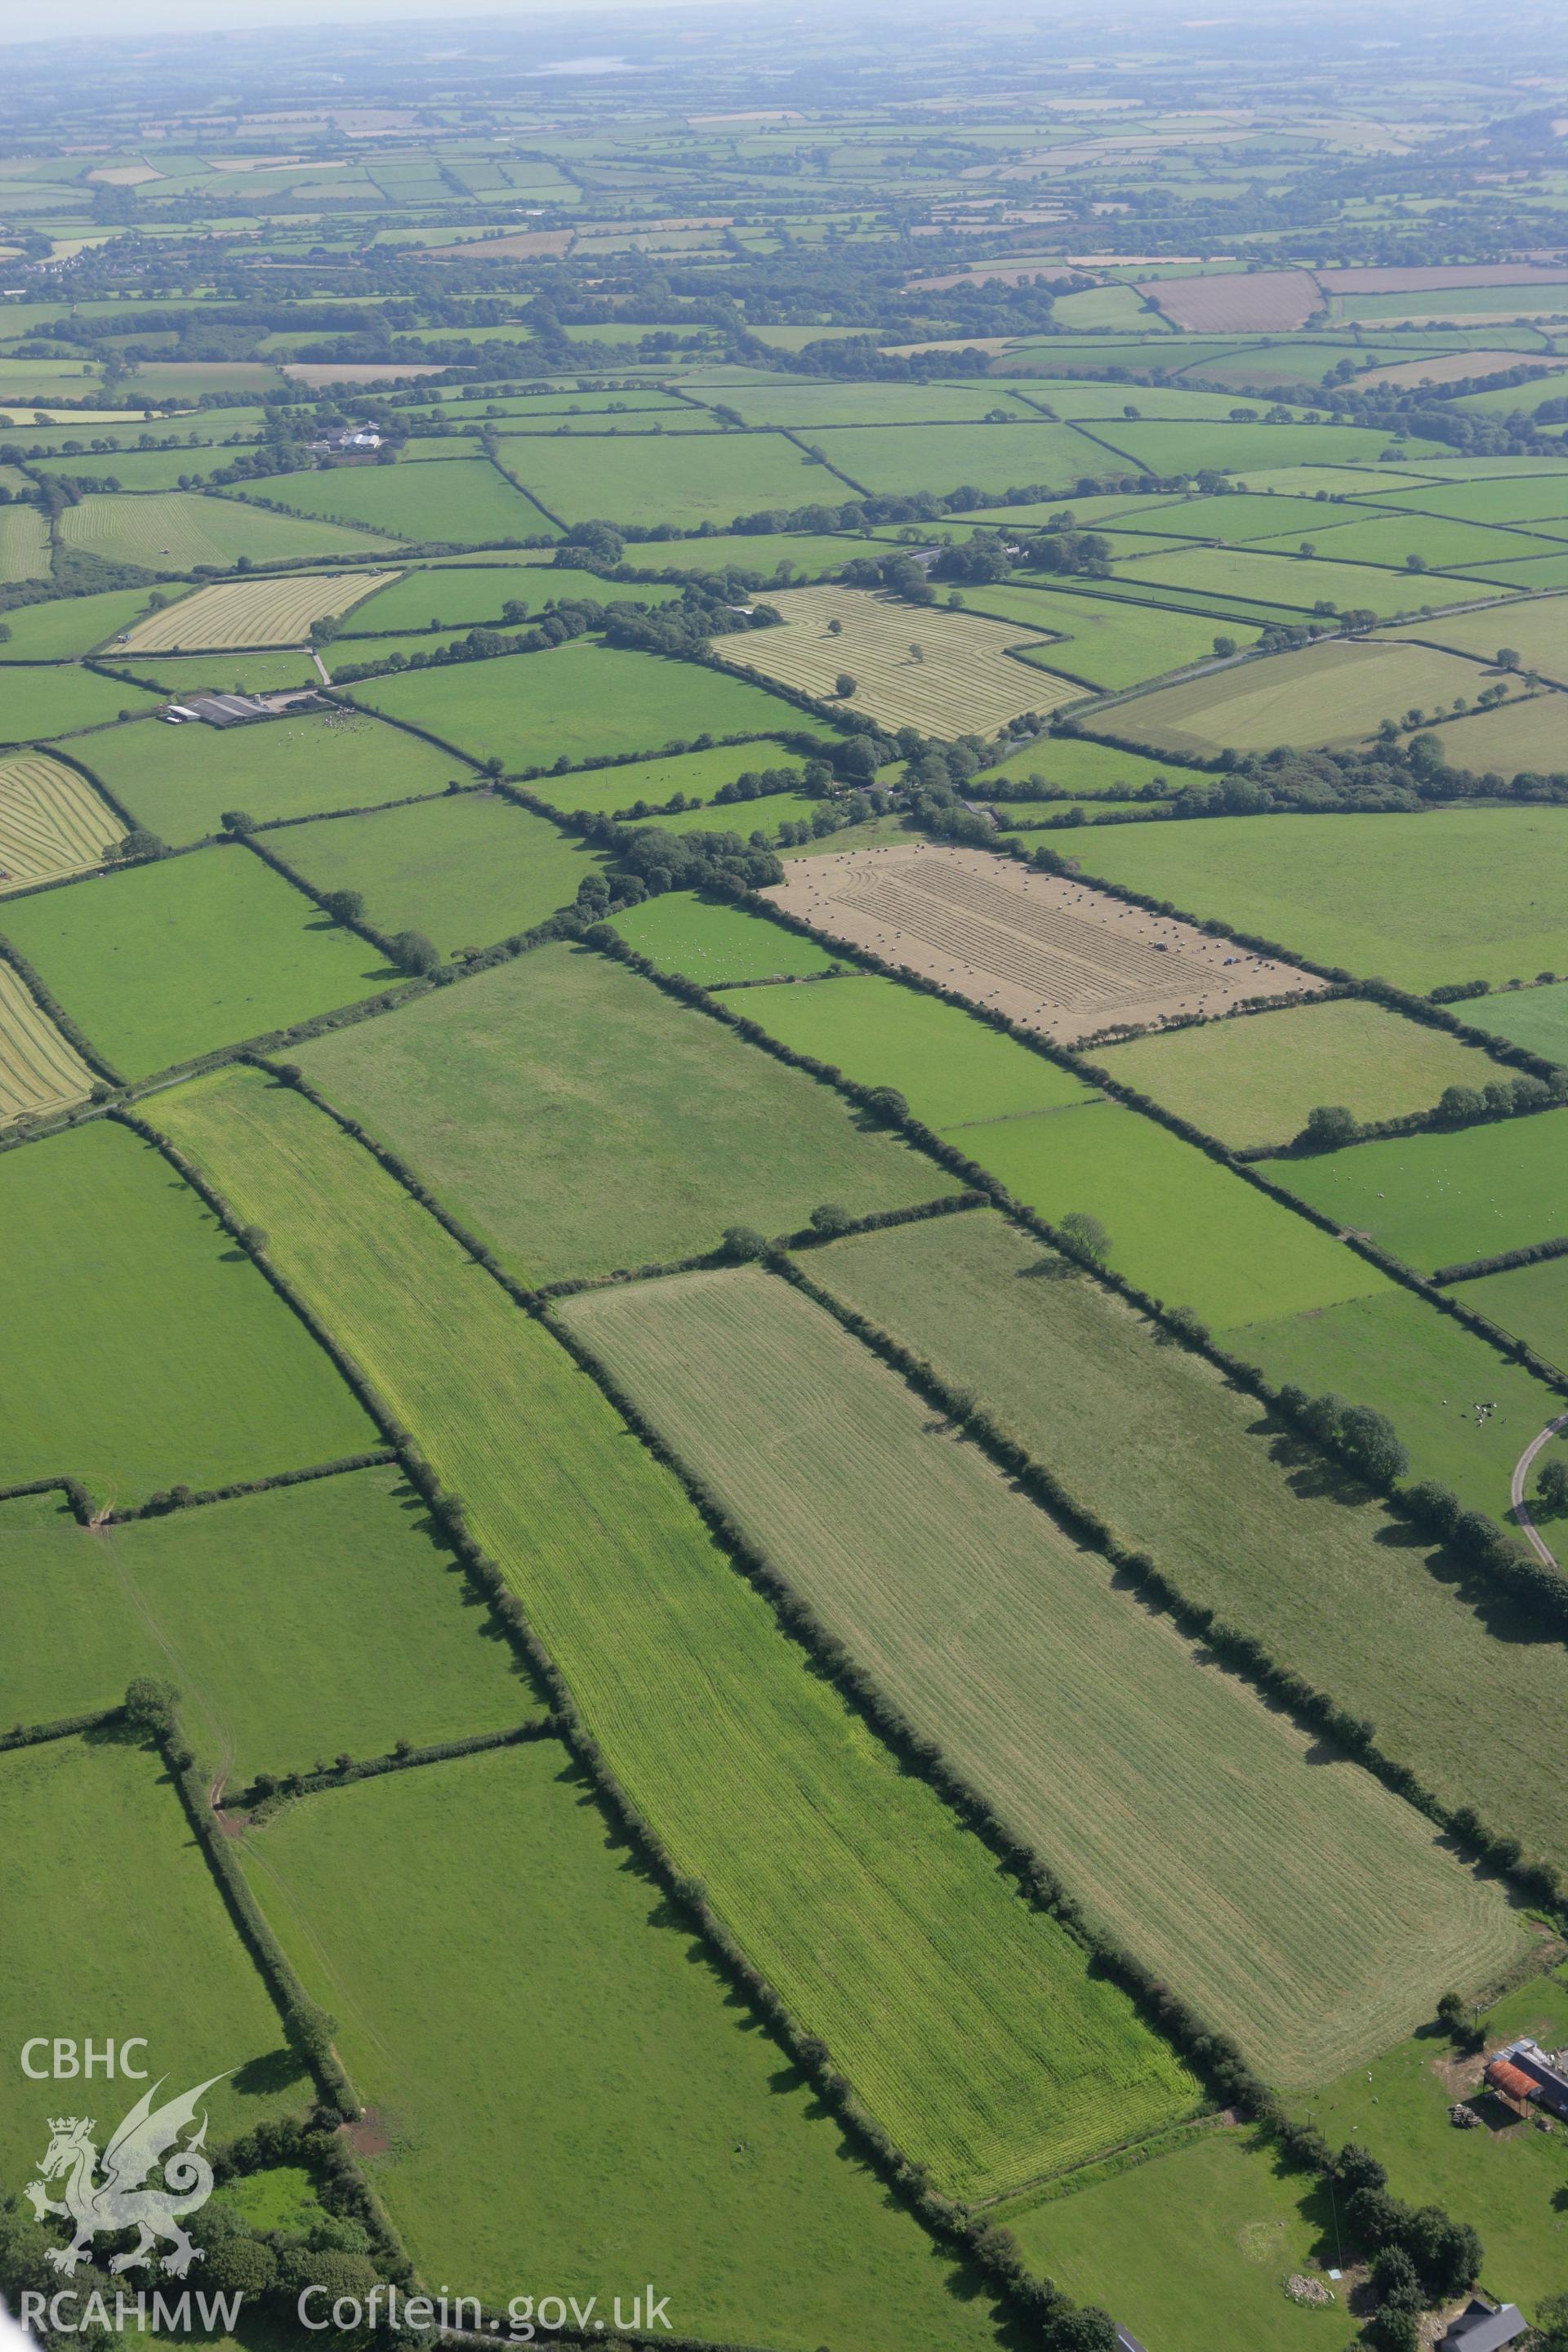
xmin=1511 ymin=1413 xmax=1568 ymax=1570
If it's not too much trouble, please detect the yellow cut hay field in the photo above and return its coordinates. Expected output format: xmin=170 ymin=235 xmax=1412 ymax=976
xmin=117 ymin=569 xmax=401 ymax=653
xmin=0 ymin=958 xmax=94 ymax=1122
xmin=0 ymin=752 xmax=122 ymax=891
xmin=714 ymin=582 xmax=1083 ymax=734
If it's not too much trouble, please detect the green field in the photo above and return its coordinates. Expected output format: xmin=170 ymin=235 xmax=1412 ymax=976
xmin=613 ymin=891 xmax=840 ymax=981
xmin=1094 ymin=998 xmax=1504 ymax=1147
xmin=1069 ymin=806 xmax=1568 ymax=991
xmin=0 ymin=1118 xmax=372 ymax=1503
xmin=1089 ymin=420 xmax=1443 ymax=474
xmin=243 ymin=1743 xmax=1011 ymax=2350
xmin=1006 ymin=2129 xmax=1346 ymax=2352
xmin=1255 ymin=511 xmax=1551 ymax=572
xmin=1276 ymin=1109 xmax=1568 ymax=1272
xmin=0 ymin=1734 xmax=305 ymax=2189
xmin=275 ymin=794 xmax=604 ymax=955
xmin=153 ymin=1067 xmax=1191 ymax=2198
xmin=1457 ymin=1252 xmax=1568 ymax=1374
xmin=1393 ymin=597 xmax=1568 ymax=685
xmin=1116 ymin=545 xmax=1475 ymax=621
xmin=58 ymin=489 xmax=399 ymax=568
xmin=0 ymin=662 xmax=160 ymax=742
xmin=1232 ymin=1285 xmax=1563 ymax=1522
xmin=0 ymin=1467 xmax=533 ymax=1775
xmin=0 ymin=585 xmax=172 ymax=661
xmin=2 ymin=843 xmax=392 ymax=1076
xmin=294 ymin=944 xmax=958 ymax=1281
xmin=960 ymin=581 xmax=1258 ymax=687
xmin=1423 ymin=693 xmax=1568 ymax=777
xmin=1363 ymin=472 xmax=1568 ymax=528
xmin=544 ymin=738 xmax=816 ymax=817
xmin=0 ymin=505 xmax=51 ymax=582
xmin=804 ymin=421 xmax=1110 ymax=499
xmin=1460 ymin=978 xmax=1568 ymax=1062
xmin=742 ymin=973 xmax=1094 ymax=1124
xmin=119 ymin=648 xmax=322 ymax=694
xmin=621 ymin=530 xmax=873 ymax=580
xmin=810 ymin=1209 xmax=1568 ymax=1879
xmin=1088 ymin=639 xmax=1508 ymax=756
xmin=1302 ymin=1969 xmax=1568 ymax=2318
xmin=350 ymin=637 xmax=804 ymax=769
xmin=78 ymin=706 xmax=459 ymax=843
xmin=938 ymin=1095 xmax=1384 ymax=1331
xmin=247 ymin=456 xmax=549 ymax=544
xmin=339 ymin=565 xmax=681 ymax=635
xmin=499 ymin=430 xmax=831 ymax=528
xmin=970 ymin=732 xmax=1197 ymax=797
xmin=561 ymin=1264 xmax=1521 ymax=2084
xmin=710 ymin=381 xmax=1035 ymax=426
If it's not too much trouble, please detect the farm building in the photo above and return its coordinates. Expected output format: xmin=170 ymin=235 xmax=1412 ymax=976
xmin=1484 ymin=2038 xmax=1568 ymax=2118
xmin=1437 ymin=2300 xmax=1528 ymax=2351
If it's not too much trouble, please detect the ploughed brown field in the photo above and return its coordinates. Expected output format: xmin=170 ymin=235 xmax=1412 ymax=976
xmin=764 ymin=841 xmax=1327 ymax=1044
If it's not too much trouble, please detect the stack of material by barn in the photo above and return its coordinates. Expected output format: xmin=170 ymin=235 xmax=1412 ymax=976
xmin=1437 ymin=2299 xmax=1527 ymax=2351
xmin=1485 ymin=2038 xmax=1568 ymax=2120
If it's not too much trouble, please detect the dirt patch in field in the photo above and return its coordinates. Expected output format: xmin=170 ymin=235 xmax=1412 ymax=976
xmin=282 ymin=363 xmax=449 ymax=385
xmin=342 ymin=2107 xmax=390 ymax=2155
xmin=1139 ymin=270 xmax=1322 ymax=332
xmin=764 ymin=840 xmax=1327 ymax=1044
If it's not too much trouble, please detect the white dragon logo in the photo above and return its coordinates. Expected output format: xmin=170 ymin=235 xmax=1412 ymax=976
xmin=24 ymin=2075 xmax=226 ymax=2279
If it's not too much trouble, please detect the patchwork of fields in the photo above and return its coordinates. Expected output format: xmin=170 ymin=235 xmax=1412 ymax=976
xmin=11 ymin=68 xmax=1568 ymax=2349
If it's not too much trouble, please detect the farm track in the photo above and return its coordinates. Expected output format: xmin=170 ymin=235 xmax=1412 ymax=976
xmin=1511 ymin=1414 xmax=1568 ymax=1571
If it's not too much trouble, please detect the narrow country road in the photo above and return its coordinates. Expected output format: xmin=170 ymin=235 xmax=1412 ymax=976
xmin=1511 ymin=1414 xmax=1568 ymax=1570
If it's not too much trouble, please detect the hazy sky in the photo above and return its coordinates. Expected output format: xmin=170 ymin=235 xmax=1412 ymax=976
xmin=0 ymin=0 xmax=724 ymax=48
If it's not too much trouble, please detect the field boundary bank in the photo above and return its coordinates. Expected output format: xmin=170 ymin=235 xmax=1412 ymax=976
xmin=776 ymin=1242 xmax=1561 ymax=1913
xmin=131 ymin=1075 xmax=1144 ymax=2348
xmin=223 ymin=1717 xmax=554 ymax=1813
xmin=604 ymin=906 xmax=1568 ymax=1651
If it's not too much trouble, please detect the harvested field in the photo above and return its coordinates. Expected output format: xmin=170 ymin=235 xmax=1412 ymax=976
xmin=154 ymin=1067 xmax=1192 ymax=2198
xmin=714 ymin=584 xmax=1079 ymax=734
xmin=117 ymin=570 xmax=399 ymax=652
xmin=0 ymin=751 xmax=120 ymax=889
xmin=765 ymin=841 xmax=1327 ymax=1045
xmin=1139 ymin=270 xmax=1322 ymax=332
xmin=1094 ymin=996 xmax=1504 ymax=1148
xmin=0 ymin=506 xmax=49 ymax=583
xmin=0 ymin=956 xmax=93 ymax=1122
xmin=562 ymin=1265 xmax=1521 ymax=2086
xmin=1085 ymin=639 xmax=1513 ymax=757
xmin=1320 ymin=264 xmax=1568 ymax=294
xmin=1358 ymin=350 xmax=1568 ymax=391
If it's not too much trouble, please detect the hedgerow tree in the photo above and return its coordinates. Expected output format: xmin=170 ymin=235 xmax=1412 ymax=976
xmin=1299 ymin=1102 xmax=1358 ymax=1149
xmin=1058 ymin=1210 xmax=1111 ymax=1267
